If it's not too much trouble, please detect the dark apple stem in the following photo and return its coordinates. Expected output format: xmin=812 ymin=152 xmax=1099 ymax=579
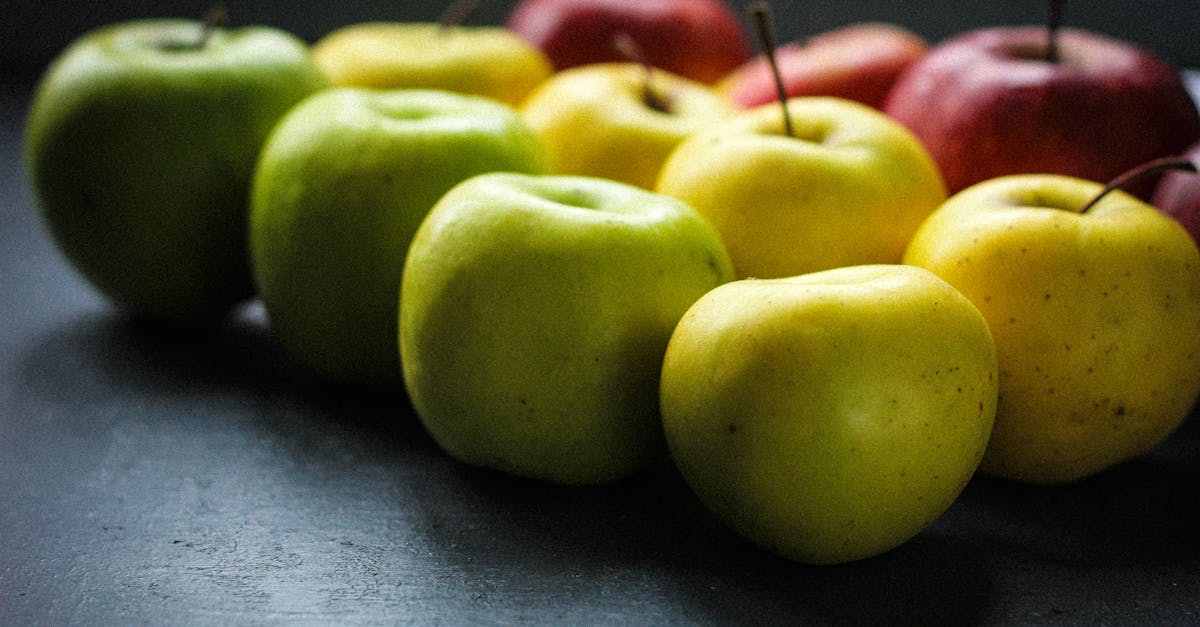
xmin=1079 ymin=157 xmax=1197 ymax=214
xmin=1045 ymin=0 xmax=1064 ymax=63
xmin=196 ymin=3 xmax=229 ymax=49
xmin=612 ymin=33 xmax=671 ymax=113
xmin=748 ymin=1 xmax=793 ymax=137
xmin=439 ymin=0 xmax=481 ymax=30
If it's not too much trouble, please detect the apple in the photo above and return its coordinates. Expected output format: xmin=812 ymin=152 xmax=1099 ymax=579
xmin=399 ymin=172 xmax=735 ymax=485
xmin=720 ymin=22 xmax=928 ymax=110
xmin=249 ymin=89 xmax=548 ymax=390
xmin=903 ymin=173 xmax=1200 ymax=484
xmin=505 ymin=0 xmax=752 ymax=85
xmin=655 ymin=96 xmax=946 ymax=279
xmin=24 ymin=18 xmax=327 ymax=324
xmin=1153 ymin=140 xmax=1200 ymax=245
xmin=883 ymin=25 xmax=1200 ymax=196
xmin=660 ymin=264 xmax=998 ymax=564
xmin=311 ymin=22 xmax=552 ymax=107
xmin=518 ymin=62 xmax=733 ymax=190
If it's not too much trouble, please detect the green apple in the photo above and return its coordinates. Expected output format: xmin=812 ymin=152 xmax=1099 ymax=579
xmin=400 ymin=172 xmax=735 ymax=485
xmin=312 ymin=22 xmax=552 ymax=107
xmin=25 ymin=18 xmax=327 ymax=324
xmin=250 ymin=88 xmax=548 ymax=389
xmin=656 ymin=97 xmax=946 ymax=279
xmin=518 ymin=62 xmax=733 ymax=190
xmin=904 ymin=174 xmax=1200 ymax=484
xmin=660 ymin=264 xmax=998 ymax=565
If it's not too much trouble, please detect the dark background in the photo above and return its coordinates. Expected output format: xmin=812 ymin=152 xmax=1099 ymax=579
xmin=3 ymin=1 xmax=1200 ymax=624
xmin=3 ymin=0 xmax=1198 ymax=81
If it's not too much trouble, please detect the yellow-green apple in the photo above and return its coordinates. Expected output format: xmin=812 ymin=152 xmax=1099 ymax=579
xmin=249 ymin=89 xmax=547 ymax=390
xmin=1153 ymin=141 xmax=1200 ymax=245
xmin=720 ymin=22 xmax=928 ymax=110
xmin=505 ymin=0 xmax=752 ymax=85
xmin=660 ymin=264 xmax=998 ymax=565
xmin=883 ymin=25 xmax=1200 ymax=196
xmin=903 ymin=173 xmax=1200 ymax=484
xmin=656 ymin=96 xmax=946 ymax=279
xmin=400 ymin=172 xmax=735 ymax=485
xmin=519 ymin=62 xmax=733 ymax=189
xmin=311 ymin=22 xmax=552 ymax=107
xmin=24 ymin=18 xmax=327 ymax=324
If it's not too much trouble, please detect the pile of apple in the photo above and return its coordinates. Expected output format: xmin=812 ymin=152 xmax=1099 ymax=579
xmin=24 ymin=0 xmax=1200 ymax=565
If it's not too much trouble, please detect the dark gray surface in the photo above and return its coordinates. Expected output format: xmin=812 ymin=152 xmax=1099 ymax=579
xmin=4 ymin=74 xmax=1200 ymax=624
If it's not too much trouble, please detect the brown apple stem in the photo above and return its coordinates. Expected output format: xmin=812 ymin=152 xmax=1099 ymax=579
xmin=1045 ymin=0 xmax=1064 ymax=63
xmin=748 ymin=1 xmax=793 ymax=137
xmin=612 ymin=33 xmax=671 ymax=113
xmin=1078 ymin=157 xmax=1197 ymax=214
xmin=195 ymin=3 xmax=229 ymax=49
xmin=438 ymin=0 xmax=482 ymax=30
xmin=159 ymin=3 xmax=226 ymax=51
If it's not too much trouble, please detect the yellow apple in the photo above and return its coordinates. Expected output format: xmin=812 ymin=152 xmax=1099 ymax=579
xmin=519 ymin=62 xmax=733 ymax=190
xmin=660 ymin=264 xmax=997 ymax=564
xmin=312 ymin=22 xmax=552 ymax=107
xmin=904 ymin=174 xmax=1200 ymax=484
xmin=656 ymin=97 xmax=946 ymax=279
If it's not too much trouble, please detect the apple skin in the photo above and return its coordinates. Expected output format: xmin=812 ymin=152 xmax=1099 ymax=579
xmin=519 ymin=62 xmax=733 ymax=189
xmin=720 ymin=22 xmax=928 ymax=110
xmin=904 ymin=174 xmax=1200 ymax=484
xmin=884 ymin=26 xmax=1200 ymax=196
xmin=656 ymin=96 xmax=946 ymax=279
xmin=249 ymin=89 xmax=548 ymax=390
xmin=400 ymin=173 xmax=735 ymax=485
xmin=660 ymin=264 xmax=997 ymax=565
xmin=1152 ymin=140 xmax=1200 ymax=245
xmin=311 ymin=22 xmax=552 ymax=107
xmin=25 ymin=19 xmax=328 ymax=324
xmin=506 ymin=0 xmax=752 ymax=85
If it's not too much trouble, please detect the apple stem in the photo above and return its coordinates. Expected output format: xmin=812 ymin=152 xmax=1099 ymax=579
xmin=195 ymin=3 xmax=229 ymax=49
xmin=748 ymin=1 xmax=794 ymax=137
xmin=154 ymin=4 xmax=226 ymax=51
xmin=438 ymin=0 xmax=482 ymax=30
xmin=612 ymin=33 xmax=671 ymax=113
xmin=1045 ymin=0 xmax=1064 ymax=63
xmin=1078 ymin=157 xmax=1197 ymax=214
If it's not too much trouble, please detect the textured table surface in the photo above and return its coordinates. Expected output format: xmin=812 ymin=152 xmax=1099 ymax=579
xmin=3 ymin=76 xmax=1199 ymax=625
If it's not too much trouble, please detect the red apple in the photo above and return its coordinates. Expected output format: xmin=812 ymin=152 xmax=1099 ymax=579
xmin=720 ymin=22 xmax=928 ymax=110
xmin=1153 ymin=140 xmax=1200 ymax=244
xmin=505 ymin=0 xmax=752 ymax=85
xmin=883 ymin=26 xmax=1200 ymax=196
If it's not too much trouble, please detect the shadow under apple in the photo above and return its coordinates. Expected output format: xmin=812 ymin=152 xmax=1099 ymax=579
xmin=404 ymin=455 xmax=993 ymax=625
xmin=957 ymin=416 xmax=1200 ymax=571
xmin=9 ymin=303 xmax=439 ymax=510
xmin=14 ymin=302 xmax=425 ymax=435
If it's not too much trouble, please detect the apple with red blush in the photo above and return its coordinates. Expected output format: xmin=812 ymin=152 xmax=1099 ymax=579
xmin=505 ymin=0 xmax=752 ymax=84
xmin=883 ymin=3 xmax=1200 ymax=196
xmin=1153 ymin=140 xmax=1200 ymax=244
xmin=721 ymin=22 xmax=928 ymax=110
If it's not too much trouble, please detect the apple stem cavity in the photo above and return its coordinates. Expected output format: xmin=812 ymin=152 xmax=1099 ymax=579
xmin=1045 ymin=0 xmax=1064 ymax=62
xmin=439 ymin=0 xmax=482 ymax=30
xmin=1079 ymin=157 xmax=1197 ymax=214
xmin=612 ymin=33 xmax=672 ymax=113
xmin=748 ymin=1 xmax=794 ymax=137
